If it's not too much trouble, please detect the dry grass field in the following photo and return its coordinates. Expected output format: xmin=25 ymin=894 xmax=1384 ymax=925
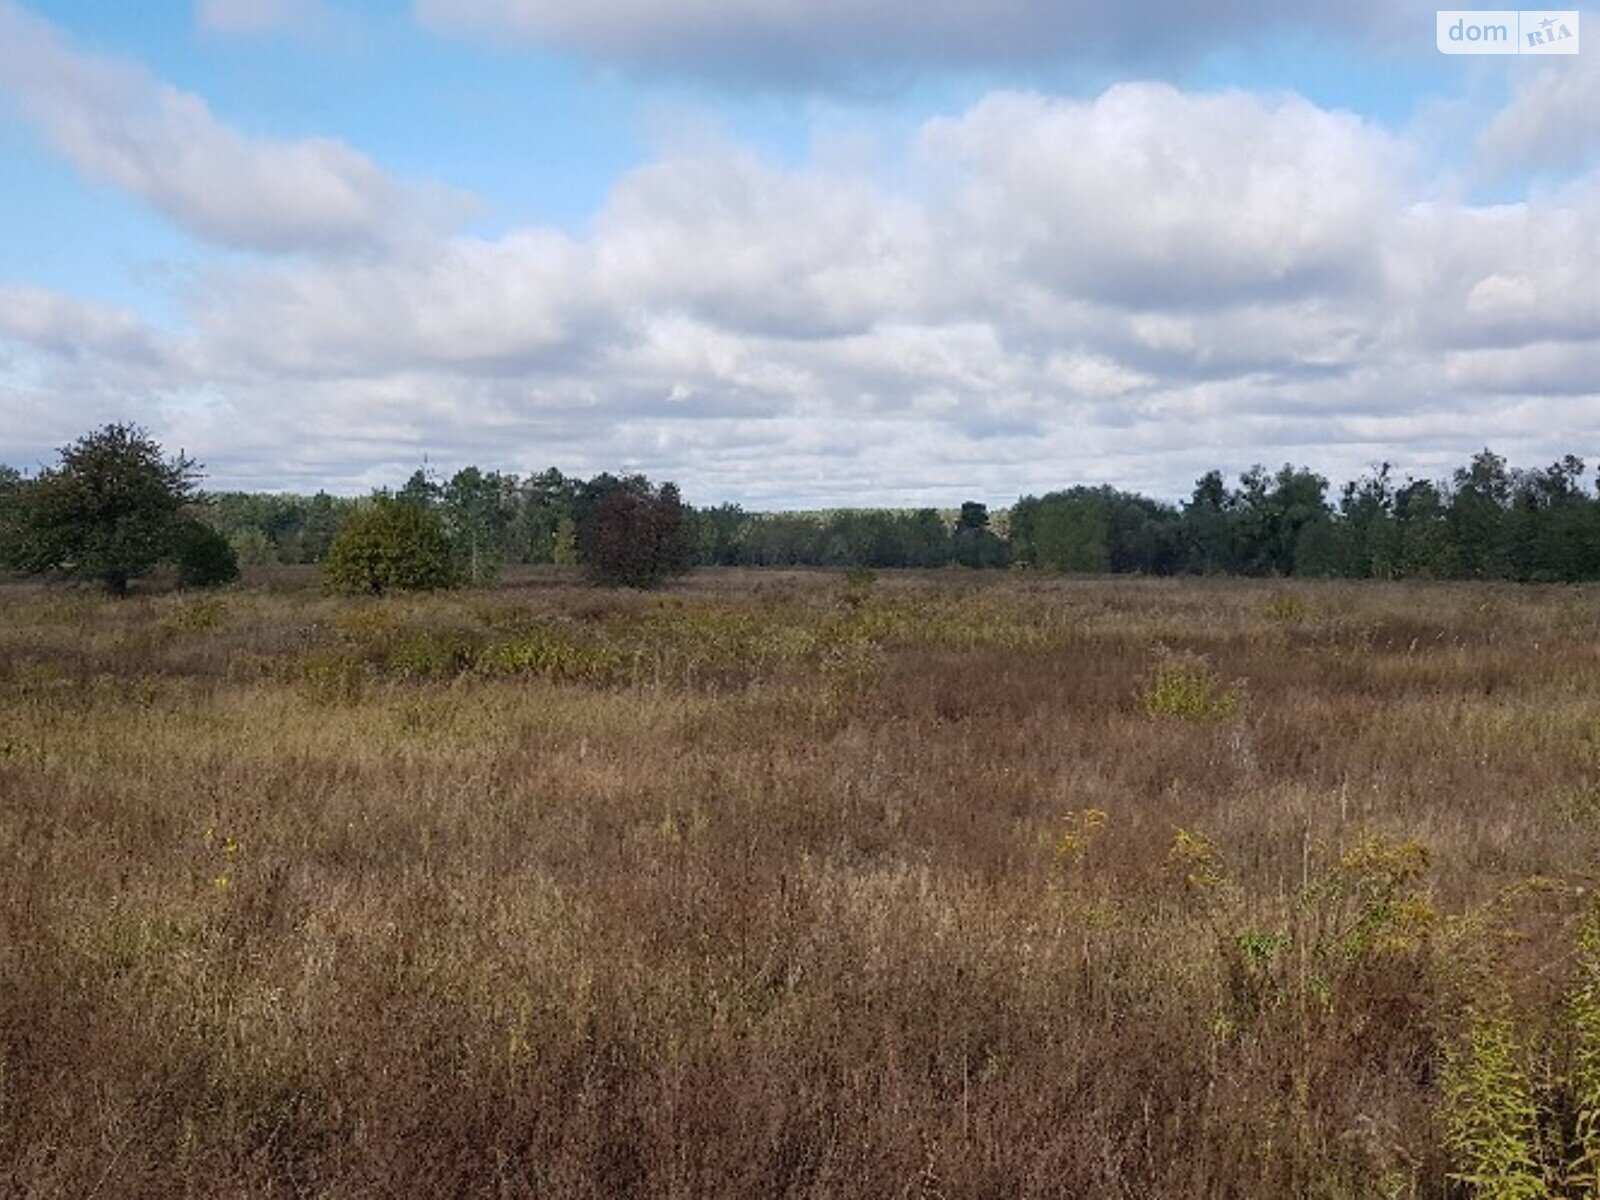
xmin=5 ymin=568 xmax=1600 ymax=1196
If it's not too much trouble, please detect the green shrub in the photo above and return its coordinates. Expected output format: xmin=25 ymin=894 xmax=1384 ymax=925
xmin=1567 ymin=908 xmax=1600 ymax=1191
xmin=1263 ymin=590 xmax=1309 ymax=622
xmin=478 ymin=628 xmax=622 ymax=683
xmin=322 ymin=496 xmax=458 ymax=596
xmin=1442 ymin=999 xmax=1546 ymax=1199
xmin=384 ymin=629 xmax=483 ymax=679
xmin=167 ymin=596 xmax=229 ymax=632
xmin=169 ymin=518 xmax=240 ymax=589
xmin=1142 ymin=653 xmax=1241 ymax=719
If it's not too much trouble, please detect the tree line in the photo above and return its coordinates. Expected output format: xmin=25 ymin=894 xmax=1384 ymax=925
xmin=212 ymin=450 xmax=1600 ymax=584
xmin=6 ymin=426 xmax=1600 ymax=593
xmin=1007 ymin=454 xmax=1600 ymax=582
xmin=0 ymin=427 xmax=696 ymax=594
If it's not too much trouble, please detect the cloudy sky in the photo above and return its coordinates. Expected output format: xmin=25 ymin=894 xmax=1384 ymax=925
xmin=0 ymin=1 xmax=1596 ymax=506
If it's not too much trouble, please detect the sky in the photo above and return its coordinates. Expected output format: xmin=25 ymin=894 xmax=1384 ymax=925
xmin=0 ymin=1 xmax=1596 ymax=507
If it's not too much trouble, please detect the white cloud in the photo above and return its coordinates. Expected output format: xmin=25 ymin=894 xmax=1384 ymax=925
xmin=592 ymin=150 xmax=942 ymax=336
xmin=0 ymin=288 xmax=199 ymax=462
xmin=925 ymin=86 xmax=1402 ymax=309
xmin=0 ymin=286 xmax=172 ymax=366
xmin=0 ymin=2 xmax=458 ymax=253
xmin=3 ymin=60 xmax=1599 ymax=505
xmin=0 ymin=286 xmax=196 ymax=390
xmin=193 ymin=228 xmax=604 ymax=375
xmin=1387 ymin=194 xmax=1600 ymax=350
xmin=1479 ymin=53 xmax=1600 ymax=177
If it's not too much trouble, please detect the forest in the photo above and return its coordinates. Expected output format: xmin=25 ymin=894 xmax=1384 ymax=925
xmin=191 ymin=450 xmax=1600 ymax=583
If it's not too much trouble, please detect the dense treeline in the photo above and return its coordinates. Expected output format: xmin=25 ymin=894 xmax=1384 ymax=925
xmin=197 ymin=450 xmax=1600 ymax=582
xmin=10 ymin=438 xmax=1600 ymax=585
xmin=1012 ymin=454 xmax=1600 ymax=580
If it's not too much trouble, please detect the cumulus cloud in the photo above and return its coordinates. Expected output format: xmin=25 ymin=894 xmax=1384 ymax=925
xmin=1479 ymin=52 xmax=1600 ymax=177
xmin=3 ymin=57 xmax=1599 ymax=505
xmin=0 ymin=288 xmax=200 ymax=465
xmin=1 ymin=287 xmax=173 ymax=367
xmin=0 ymin=2 xmax=457 ymax=253
xmin=193 ymin=229 xmax=607 ymax=376
xmin=1388 ymin=192 xmax=1600 ymax=351
xmin=592 ymin=150 xmax=942 ymax=337
xmin=415 ymin=0 xmax=1430 ymax=85
xmin=925 ymin=86 xmax=1402 ymax=309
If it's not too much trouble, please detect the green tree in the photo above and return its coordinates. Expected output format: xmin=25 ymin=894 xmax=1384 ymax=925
xmin=1103 ymin=490 xmax=1181 ymax=574
xmin=1179 ymin=470 xmax=1237 ymax=575
xmin=229 ymin=527 xmax=275 ymax=567
xmin=741 ymin=513 xmax=824 ymax=565
xmin=1449 ymin=449 xmax=1512 ymax=578
xmin=321 ymin=495 xmax=459 ymax=595
xmin=0 ymin=465 xmax=23 ymax=571
xmin=300 ymin=491 xmax=342 ymax=563
xmin=906 ymin=508 xmax=952 ymax=567
xmin=693 ymin=503 xmax=749 ymax=566
xmin=1395 ymin=478 xmax=1453 ymax=577
xmin=1231 ymin=465 xmax=1331 ymax=575
xmin=1502 ymin=456 xmax=1596 ymax=582
xmin=5 ymin=424 xmax=200 ymax=596
xmin=511 ymin=468 xmax=579 ymax=563
xmin=206 ymin=490 xmax=354 ymax=565
xmin=442 ymin=466 xmax=509 ymax=585
xmin=398 ymin=467 xmax=442 ymax=509
xmin=169 ymin=518 xmax=240 ymax=588
xmin=551 ymin=516 xmax=578 ymax=566
xmin=953 ymin=501 xmax=1005 ymax=568
xmin=1339 ymin=464 xmax=1400 ymax=579
xmin=1011 ymin=490 xmax=1110 ymax=572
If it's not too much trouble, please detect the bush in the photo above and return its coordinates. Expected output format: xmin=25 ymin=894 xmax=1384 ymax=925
xmin=1142 ymin=653 xmax=1242 ymax=719
xmin=384 ymin=629 xmax=483 ymax=679
xmin=1263 ymin=590 xmax=1309 ymax=622
xmin=322 ymin=496 xmax=459 ymax=596
xmin=169 ymin=519 xmax=240 ymax=589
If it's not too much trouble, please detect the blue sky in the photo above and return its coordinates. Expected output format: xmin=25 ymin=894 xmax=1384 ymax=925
xmin=1 ymin=0 xmax=1596 ymax=505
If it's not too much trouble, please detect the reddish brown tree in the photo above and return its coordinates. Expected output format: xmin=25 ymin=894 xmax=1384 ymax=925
xmin=577 ymin=476 xmax=693 ymax=588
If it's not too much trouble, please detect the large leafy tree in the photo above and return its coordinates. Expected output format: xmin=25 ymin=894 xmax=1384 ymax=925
xmin=1010 ymin=489 xmax=1113 ymax=573
xmin=1231 ymin=465 xmax=1332 ymax=576
xmin=5 ymin=424 xmax=201 ymax=596
xmin=1339 ymin=464 xmax=1400 ymax=579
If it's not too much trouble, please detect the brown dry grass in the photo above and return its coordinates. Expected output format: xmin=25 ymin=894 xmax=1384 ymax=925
xmin=4 ymin=568 xmax=1600 ymax=1196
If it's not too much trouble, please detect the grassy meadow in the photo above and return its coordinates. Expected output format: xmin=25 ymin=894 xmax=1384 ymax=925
xmin=5 ymin=567 xmax=1600 ymax=1196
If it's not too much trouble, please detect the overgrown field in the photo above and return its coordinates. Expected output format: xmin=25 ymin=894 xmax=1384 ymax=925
xmin=5 ymin=569 xmax=1600 ymax=1196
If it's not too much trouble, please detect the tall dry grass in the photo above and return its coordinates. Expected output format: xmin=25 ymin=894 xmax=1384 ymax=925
xmin=4 ymin=568 xmax=1600 ymax=1195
